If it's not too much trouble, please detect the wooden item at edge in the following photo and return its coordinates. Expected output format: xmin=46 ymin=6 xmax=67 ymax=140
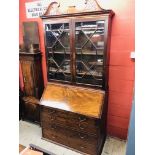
xmin=19 ymin=144 xmax=26 ymax=153
xmin=43 ymin=0 xmax=107 ymax=16
xmin=19 ymin=52 xmax=44 ymax=123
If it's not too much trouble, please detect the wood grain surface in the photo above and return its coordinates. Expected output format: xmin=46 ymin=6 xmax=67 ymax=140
xmin=40 ymin=83 xmax=105 ymax=118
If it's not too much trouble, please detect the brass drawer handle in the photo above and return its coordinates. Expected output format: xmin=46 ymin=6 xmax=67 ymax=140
xmin=50 ymin=110 xmax=56 ymax=121
xmin=50 ymin=116 xmax=55 ymax=121
xmin=80 ymin=146 xmax=86 ymax=149
xmin=51 ymin=125 xmax=56 ymax=129
xmin=51 ymin=136 xmax=56 ymax=139
xmin=79 ymin=123 xmax=85 ymax=130
xmin=79 ymin=117 xmax=87 ymax=122
xmin=50 ymin=110 xmax=56 ymax=114
xmin=78 ymin=133 xmax=87 ymax=139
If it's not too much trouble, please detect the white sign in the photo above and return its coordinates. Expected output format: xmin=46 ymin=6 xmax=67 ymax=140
xmin=25 ymin=0 xmax=51 ymax=18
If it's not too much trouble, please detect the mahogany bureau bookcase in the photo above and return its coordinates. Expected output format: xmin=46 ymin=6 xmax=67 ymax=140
xmin=40 ymin=1 xmax=114 ymax=155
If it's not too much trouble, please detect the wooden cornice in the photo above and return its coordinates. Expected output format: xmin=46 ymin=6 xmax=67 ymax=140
xmin=41 ymin=0 xmax=114 ymax=19
xmin=41 ymin=10 xmax=114 ymax=19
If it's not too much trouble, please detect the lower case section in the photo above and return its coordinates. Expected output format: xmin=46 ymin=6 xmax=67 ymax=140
xmin=42 ymin=127 xmax=105 ymax=155
xmin=22 ymin=97 xmax=40 ymax=123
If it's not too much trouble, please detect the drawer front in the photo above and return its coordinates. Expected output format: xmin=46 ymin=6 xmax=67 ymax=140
xmin=41 ymin=106 xmax=100 ymax=136
xmin=41 ymin=111 xmax=67 ymax=124
xmin=42 ymin=126 xmax=70 ymax=146
xmin=68 ymin=129 xmax=98 ymax=155
xmin=68 ymin=140 xmax=97 ymax=155
xmin=42 ymin=125 xmax=98 ymax=155
xmin=69 ymin=129 xmax=98 ymax=145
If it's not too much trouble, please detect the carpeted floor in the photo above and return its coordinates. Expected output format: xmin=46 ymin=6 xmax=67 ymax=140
xmin=19 ymin=120 xmax=126 ymax=155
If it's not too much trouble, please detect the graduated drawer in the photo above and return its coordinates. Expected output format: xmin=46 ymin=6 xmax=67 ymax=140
xmin=42 ymin=125 xmax=98 ymax=155
xmin=41 ymin=106 xmax=100 ymax=136
xmin=42 ymin=125 xmax=69 ymax=146
xmin=68 ymin=137 xmax=97 ymax=155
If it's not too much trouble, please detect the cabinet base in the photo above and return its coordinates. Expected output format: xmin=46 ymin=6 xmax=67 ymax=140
xmin=41 ymin=136 xmax=105 ymax=155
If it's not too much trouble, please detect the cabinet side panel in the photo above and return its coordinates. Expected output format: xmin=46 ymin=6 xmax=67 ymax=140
xmin=33 ymin=57 xmax=44 ymax=99
xmin=20 ymin=60 xmax=34 ymax=96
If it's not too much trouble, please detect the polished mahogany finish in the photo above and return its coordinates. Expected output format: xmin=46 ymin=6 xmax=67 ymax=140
xmin=42 ymin=11 xmax=114 ymax=89
xmin=40 ymin=83 xmax=106 ymax=155
xmin=20 ymin=52 xmax=44 ymax=123
xmin=41 ymin=106 xmax=100 ymax=136
xmin=40 ymin=7 xmax=114 ymax=155
xmin=19 ymin=52 xmax=44 ymax=99
xmin=42 ymin=127 xmax=97 ymax=155
xmin=22 ymin=96 xmax=40 ymax=122
xmin=40 ymin=83 xmax=104 ymax=118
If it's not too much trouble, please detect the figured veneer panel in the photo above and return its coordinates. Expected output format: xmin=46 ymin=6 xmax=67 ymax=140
xmin=68 ymin=137 xmax=97 ymax=155
xmin=42 ymin=127 xmax=70 ymax=146
xmin=40 ymin=83 xmax=105 ymax=118
xmin=19 ymin=52 xmax=44 ymax=99
xmin=40 ymin=83 xmax=107 ymax=155
xmin=19 ymin=52 xmax=44 ymax=123
xmin=20 ymin=60 xmax=34 ymax=96
xmin=42 ymin=125 xmax=98 ymax=155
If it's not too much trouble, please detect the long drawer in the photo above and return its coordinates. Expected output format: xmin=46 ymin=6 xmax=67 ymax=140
xmin=42 ymin=125 xmax=69 ymax=146
xmin=42 ymin=125 xmax=98 ymax=155
xmin=41 ymin=106 xmax=100 ymax=136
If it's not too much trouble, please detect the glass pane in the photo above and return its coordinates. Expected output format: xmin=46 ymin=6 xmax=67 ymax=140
xmin=45 ymin=23 xmax=71 ymax=81
xmin=59 ymin=31 xmax=70 ymax=49
xmin=75 ymin=20 xmax=105 ymax=86
xmin=45 ymin=30 xmax=56 ymax=47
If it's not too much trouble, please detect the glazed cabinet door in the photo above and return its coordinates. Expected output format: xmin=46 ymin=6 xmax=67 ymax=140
xmin=73 ymin=17 xmax=108 ymax=88
xmin=20 ymin=60 xmax=34 ymax=96
xmin=44 ymin=16 xmax=110 ymax=88
xmin=44 ymin=19 xmax=72 ymax=82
